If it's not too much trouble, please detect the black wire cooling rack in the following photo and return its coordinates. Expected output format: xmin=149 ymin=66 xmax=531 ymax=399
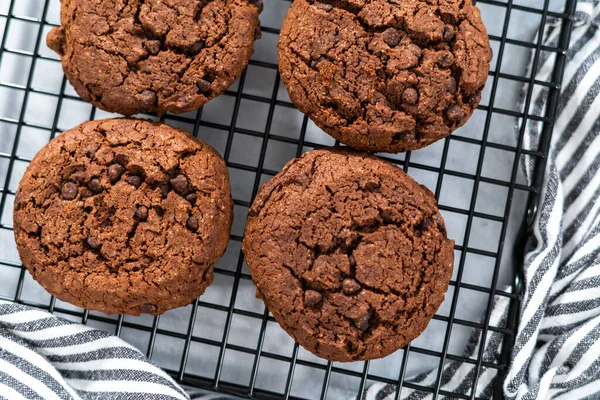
xmin=0 ymin=0 xmax=579 ymax=398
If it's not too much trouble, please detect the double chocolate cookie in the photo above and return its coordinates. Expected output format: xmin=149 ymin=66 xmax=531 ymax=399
xmin=47 ymin=0 xmax=262 ymax=116
xmin=13 ymin=119 xmax=233 ymax=315
xmin=243 ymin=148 xmax=454 ymax=361
xmin=278 ymin=0 xmax=491 ymax=153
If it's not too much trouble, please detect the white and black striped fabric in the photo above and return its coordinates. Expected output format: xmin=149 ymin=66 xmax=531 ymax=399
xmin=0 ymin=301 xmax=190 ymax=400
xmin=362 ymin=1 xmax=600 ymax=399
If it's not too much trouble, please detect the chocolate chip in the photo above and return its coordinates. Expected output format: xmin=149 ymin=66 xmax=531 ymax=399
xmin=170 ymin=174 xmax=189 ymax=194
xmin=88 ymin=178 xmax=103 ymax=194
xmin=87 ymin=237 xmax=100 ymax=249
xmin=419 ymin=218 xmax=433 ymax=230
xmin=342 ymin=278 xmax=361 ymax=295
xmin=408 ymin=44 xmax=422 ymax=58
xmin=353 ymin=310 xmax=372 ymax=331
xmin=140 ymin=90 xmax=157 ymax=106
xmin=114 ymin=154 xmax=129 ymax=166
xmin=85 ymin=146 xmax=98 ymax=158
xmin=364 ymin=181 xmax=379 ymax=190
xmin=197 ymin=79 xmax=212 ymax=95
xmin=107 ymin=164 xmax=124 ymax=182
xmin=188 ymin=40 xmax=205 ymax=56
xmin=254 ymin=26 xmax=262 ymax=40
xmin=305 ymin=290 xmax=322 ymax=307
xmin=382 ymin=28 xmax=401 ymax=47
xmin=437 ymin=51 xmax=454 ymax=68
xmin=248 ymin=0 xmax=263 ymax=13
xmin=466 ymin=93 xmax=482 ymax=105
xmin=186 ymin=216 xmax=199 ymax=231
xmin=144 ymin=40 xmax=161 ymax=55
xmin=140 ymin=304 xmax=157 ymax=314
xmin=443 ymin=25 xmax=455 ymax=42
xmin=186 ymin=193 xmax=197 ymax=205
xmin=402 ymin=87 xmax=418 ymax=105
xmin=158 ymin=183 xmax=170 ymax=198
xmin=446 ymin=104 xmax=464 ymax=121
xmin=135 ymin=206 xmax=148 ymax=221
xmin=316 ymin=2 xmax=333 ymax=11
xmin=126 ymin=175 xmax=142 ymax=188
xmin=61 ymin=182 xmax=78 ymax=200
xmin=448 ymin=77 xmax=457 ymax=94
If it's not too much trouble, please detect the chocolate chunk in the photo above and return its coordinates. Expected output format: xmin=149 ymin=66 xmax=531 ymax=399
xmin=443 ymin=25 xmax=455 ymax=42
xmin=188 ymin=40 xmax=205 ymax=56
xmin=61 ymin=182 xmax=78 ymax=200
xmin=107 ymin=164 xmax=124 ymax=182
xmin=144 ymin=40 xmax=161 ymax=55
xmin=342 ymin=278 xmax=361 ymax=295
xmin=186 ymin=193 xmax=198 ymax=205
xmin=316 ymin=2 xmax=333 ymax=11
xmin=382 ymin=28 xmax=401 ymax=47
xmin=408 ymin=44 xmax=422 ymax=59
xmin=249 ymin=0 xmax=264 ymax=13
xmin=135 ymin=206 xmax=148 ymax=221
xmin=305 ymin=290 xmax=322 ymax=307
xmin=126 ymin=175 xmax=142 ymax=188
xmin=158 ymin=183 xmax=170 ymax=198
xmin=114 ymin=154 xmax=129 ymax=166
xmin=140 ymin=90 xmax=157 ymax=106
xmin=364 ymin=180 xmax=379 ymax=190
xmin=448 ymin=77 xmax=457 ymax=94
xmin=88 ymin=178 xmax=103 ymax=194
xmin=87 ymin=237 xmax=101 ymax=249
xmin=437 ymin=52 xmax=454 ymax=68
xmin=197 ymin=79 xmax=212 ymax=95
xmin=140 ymin=304 xmax=157 ymax=314
xmin=446 ymin=104 xmax=465 ymax=121
xmin=402 ymin=87 xmax=418 ymax=105
xmin=170 ymin=174 xmax=189 ymax=194
xmin=186 ymin=216 xmax=199 ymax=231
xmin=419 ymin=217 xmax=433 ymax=230
xmin=353 ymin=309 xmax=372 ymax=331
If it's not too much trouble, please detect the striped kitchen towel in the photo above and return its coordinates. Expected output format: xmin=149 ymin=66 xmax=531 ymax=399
xmin=0 ymin=300 xmax=189 ymax=400
xmin=362 ymin=1 xmax=600 ymax=399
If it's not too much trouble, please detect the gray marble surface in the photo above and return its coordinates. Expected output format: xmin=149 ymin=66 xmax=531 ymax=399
xmin=0 ymin=0 xmax=566 ymax=398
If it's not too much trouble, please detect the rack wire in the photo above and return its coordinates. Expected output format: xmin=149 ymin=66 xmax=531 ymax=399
xmin=0 ymin=0 xmax=578 ymax=398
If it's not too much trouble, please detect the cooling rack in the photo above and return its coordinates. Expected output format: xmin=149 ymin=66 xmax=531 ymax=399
xmin=0 ymin=0 xmax=578 ymax=398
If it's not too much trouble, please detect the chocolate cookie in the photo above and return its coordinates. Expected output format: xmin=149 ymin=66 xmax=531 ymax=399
xmin=242 ymin=148 xmax=454 ymax=361
xmin=47 ymin=0 xmax=261 ymax=116
xmin=278 ymin=0 xmax=491 ymax=153
xmin=13 ymin=119 xmax=233 ymax=315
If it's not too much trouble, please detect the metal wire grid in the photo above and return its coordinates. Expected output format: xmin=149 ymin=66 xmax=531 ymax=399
xmin=0 ymin=0 xmax=578 ymax=398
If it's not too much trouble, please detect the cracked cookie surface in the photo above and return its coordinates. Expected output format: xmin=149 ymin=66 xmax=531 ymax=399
xmin=242 ymin=148 xmax=454 ymax=361
xmin=13 ymin=119 xmax=233 ymax=315
xmin=47 ymin=0 xmax=261 ymax=116
xmin=278 ymin=0 xmax=491 ymax=153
